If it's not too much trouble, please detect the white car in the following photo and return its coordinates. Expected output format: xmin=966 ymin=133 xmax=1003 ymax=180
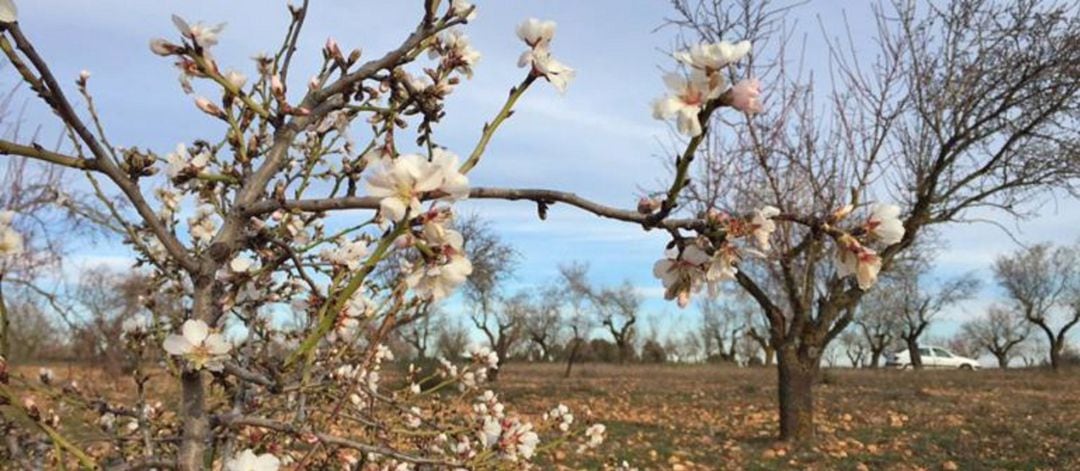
xmin=885 ymin=346 xmax=980 ymax=369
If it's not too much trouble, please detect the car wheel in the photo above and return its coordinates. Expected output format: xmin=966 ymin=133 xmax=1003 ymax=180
xmin=959 ymin=364 xmax=973 ymax=370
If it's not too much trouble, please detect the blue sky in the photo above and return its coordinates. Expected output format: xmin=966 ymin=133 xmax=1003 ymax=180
xmin=8 ymin=1 xmax=1079 ymax=346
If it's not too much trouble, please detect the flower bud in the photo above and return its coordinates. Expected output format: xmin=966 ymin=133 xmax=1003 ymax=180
xmin=149 ymin=38 xmax=181 ymax=56
xmin=194 ymin=96 xmax=226 ymax=119
xmin=831 ymin=204 xmax=854 ymax=221
xmin=637 ymin=197 xmax=662 ymax=215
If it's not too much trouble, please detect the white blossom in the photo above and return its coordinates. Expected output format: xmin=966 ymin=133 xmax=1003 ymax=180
xmin=750 ymin=206 xmax=780 ymax=252
xmin=451 ymin=0 xmax=476 ymax=20
xmin=165 ymin=143 xmax=209 ymax=180
xmin=433 ymin=29 xmax=481 ymax=77
xmin=188 ymin=205 xmax=218 ymax=243
xmin=0 ymin=0 xmax=16 ymax=23
xmin=320 ymin=238 xmax=369 ymax=271
xmin=653 ymin=244 xmax=710 ymax=308
xmin=584 ymin=423 xmax=606 ymax=448
xmin=229 ymin=255 xmax=254 ymax=273
xmin=652 ymin=70 xmax=721 ymax=137
xmin=163 ymin=319 xmax=231 ymax=371
xmin=516 ymin=18 xmax=575 ymax=93
xmin=171 ymin=15 xmax=226 ymax=49
xmin=404 ymin=252 xmax=473 ymax=301
xmin=515 ymin=18 xmax=556 ymax=48
xmin=866 ymin=203 xmax=905 ymax=245
xmin=674 ymin=40 xmax=751 ymax=72
xmin=224 ymin=449 xmax=280 ymax=471
xmin=365 ymin=153 xmax=468 ymax=222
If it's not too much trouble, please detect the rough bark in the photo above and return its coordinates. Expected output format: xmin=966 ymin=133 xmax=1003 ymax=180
xmin=776 ymin=347 xmax=818 ymax=442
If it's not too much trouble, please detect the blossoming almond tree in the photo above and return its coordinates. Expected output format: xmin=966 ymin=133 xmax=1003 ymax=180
xmin=669 ymin=0 xmax=1078 ymax=441
xmin=0 ymin=0 xmax=1074 ymax=468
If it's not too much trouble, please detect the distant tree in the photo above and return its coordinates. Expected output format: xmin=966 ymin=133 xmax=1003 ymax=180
xmin=557 ymin=264 xmax=594 ymax=377
xmin=699 ymin=296 xmax=743 ymax=363
xmin=523 ymin=285 xmax=563 ymax=361
xmin=856 ymin=286 xmax=903 ymax=368
xmin=459 ymin=215 xmax=521 ymax=381
xmin=434 ymin=320 xmax=470 ymax=362
xmin=993 ymin=243 xmax=1080 ymax=370
xmin=561 ymin=265 xmax=638 ymax=363
xmin=398 ymin=304 xmax=440 ymax=360
xmin=960 ymin=306 xmax=1030 ymax=369
xmin=640 ymin=339 xmax=667 ymax=363
xmin=838 ymin=329 xmax=867 ymax=368
xmin=889 ymin=266 xmax=980 ymax=369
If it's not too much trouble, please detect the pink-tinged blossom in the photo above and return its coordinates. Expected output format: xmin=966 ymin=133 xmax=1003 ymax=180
xmin=674 ymin=40 xmax=751 ymax=72
xmin=516 ymin=19 xmax=575 ymax=93
xmin=704 ymin=245 xmax=739 ymax=296
xmin=729 ymin=78 xmax=763 ymax=115
xmin=365 ymin=153 xmax=469 ymax=222
xmin=653 ymin=244 xmax=711 ymax=308
xmin=866 ymin=203 xmax=905 ymax=245
xmin=194 ymin=96 xmax=225 ymax=119
xmin=750 ymin=206 xmax=780 ymax=252
xmin=224 ymin=449 xmax=280 ymax=471
xmin=652 ymin=70 xmax=722 ymax=137
xmin=163 ymin=319 xmax=231 ymax=371
xmin=432 ymin=29 xmax=482 ymax=78
xmin=149 ymin=38 xmax=181 ymax=56
xmin=836 ymin=235 xmax=882 ymax=290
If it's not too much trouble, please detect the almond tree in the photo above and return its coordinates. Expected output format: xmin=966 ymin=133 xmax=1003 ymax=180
xmin=669 ymin=0 xmax=1078 ymax=441
xmin=993 ymin=243 xmax=1080 ymax=370
xmin=856 ymin=290 xmax=903 ymax=368
xmin=892 ymin=268 xmax=980 ymax=369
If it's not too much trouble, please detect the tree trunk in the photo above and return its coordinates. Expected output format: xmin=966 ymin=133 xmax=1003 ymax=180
xmin=177 ymin=281 xmax=213 ymax=470
xmin=993 ymin=352 xmax=1009 ymax=369
xmin=564 ymin=338 xmax=581 ymax=378
xmin=763 ymin=345 xmax=775 ymax=367
xmin=868 ymin=348 xmax=883 ymax=368
xmin=0 ymin=280 xmax=8 ymax=360
xmin=906 ymin=337 xmax=923 ymax=369
xmin=1049 ymin=341 xmax=1062 ymax=371
xmin=776 ymin=347 xmax=818 ymax=443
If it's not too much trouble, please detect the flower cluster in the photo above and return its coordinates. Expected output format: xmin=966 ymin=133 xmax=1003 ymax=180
xmin=652 ymin=40 xmax=755 ymax=136
xmin=516 ymin=18 xmax=575 ymax=93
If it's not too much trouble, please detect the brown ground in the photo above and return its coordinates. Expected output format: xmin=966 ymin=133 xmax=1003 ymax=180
xmin=6 ymin=363 xmax=1079 ymax=470
xmin=497 ymin=363 xmax=1080 ymax=470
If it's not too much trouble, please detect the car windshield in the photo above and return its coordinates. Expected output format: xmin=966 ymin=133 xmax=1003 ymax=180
xmin=918 ymin=348 xmax=932 ymax=357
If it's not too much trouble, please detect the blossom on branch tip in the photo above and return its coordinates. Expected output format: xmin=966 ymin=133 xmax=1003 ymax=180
xmin=171 ymin=15 xmax=226 ymax=50
xmin=653 ymin=244 xmax=710 ymax=308
xmin=516 ymin=18 xmax=575 ymax=93
xmin=224 ymin=449 xmax=280 ymax=471
xmin=452 ymin=0 xmax=477 ymax=20
xmin=730 ymin=78 xmax=763 ymax=115
xmin=364 ymin=153 xmax=469 ymax=222
xmin=674 ymin=40 xmax=751 ymax=72
xmin=432 ymin=29 xmax=482 ymax=78
xmin=866 ymin=203 xmax=905 ymax=245
xmin=652 ymin=70 xmax=721 ymax=137
xmin=163 ymin=319 xmax=230 ymax=371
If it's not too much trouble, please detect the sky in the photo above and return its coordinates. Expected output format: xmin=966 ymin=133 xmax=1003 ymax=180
xmin=6 ymin=0 xmax=1079 ymax=354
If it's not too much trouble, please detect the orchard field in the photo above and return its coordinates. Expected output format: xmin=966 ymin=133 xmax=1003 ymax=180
xmin=501 ymin=364 xmax=1080 ymax=470
xmin=10 ymin=363 xmax=1080 ymax=470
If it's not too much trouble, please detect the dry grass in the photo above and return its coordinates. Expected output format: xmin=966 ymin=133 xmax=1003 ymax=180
xmin=7 ymin=362 xmax=1079 ymax=470
xmin=496 ymin=363 xmax=1080 ymax=470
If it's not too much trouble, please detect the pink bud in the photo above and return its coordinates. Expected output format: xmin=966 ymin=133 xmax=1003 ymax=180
xmin=149 ymin=38 xmax=180 ymax=56
xmin=309 ymin=75 xmax=320 ymax=91
xmin=324 ymin=37 xmax=343 ymax=61
xmin=730 ymin=78 xmax=763 ymax=115
xmin=637 ymin=197 xmax=662 ymax=215
xmin=194 ymin=97 xmax=225 ymax=119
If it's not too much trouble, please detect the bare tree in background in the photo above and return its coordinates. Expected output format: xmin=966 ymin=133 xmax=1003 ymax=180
xmin=994 ymin=243 xmax=1080 ymax=370
xmin=889 ymin=267 xmax=980 ymax=369
xmin=523 ymin=285 xmax=562 ymax=361
xmin=838 ymin=330 xmax=867 ymax=368
xmin=856 ymin=289 xmax=903 ymax=368
xmin=699 ymin=296 xmax=743 ymax=363
xmin=562 ymin=265 xmax=639 ymax=364
xmin=434 ymin=318 xmax=470 ymax=362
xmin=667 ymin=0 xmax=1078 ymax=440
xmin=557 ymin=262 xmax=593 ymax=377
xmin=961 ymin=306 xmax=1031 ymax=369
xmin=399 ymin=304 xmax=440 ymax=360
